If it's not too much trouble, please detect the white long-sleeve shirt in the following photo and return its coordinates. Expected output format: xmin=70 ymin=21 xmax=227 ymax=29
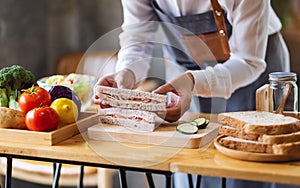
xmin=117 ymin=0 xmax=285 ymax=98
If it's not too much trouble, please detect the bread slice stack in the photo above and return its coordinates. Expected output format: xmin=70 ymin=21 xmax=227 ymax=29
xmin=217 ymin=111 xmax=300 ymax=155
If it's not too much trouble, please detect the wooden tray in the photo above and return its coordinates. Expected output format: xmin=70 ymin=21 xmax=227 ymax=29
xmin=214 ymin=135 xmax=300 ymax=162
xmin=87 ymin=121 xmax=220 ymax=149
xmin=0 ymin=112 xmax=98 ymax=146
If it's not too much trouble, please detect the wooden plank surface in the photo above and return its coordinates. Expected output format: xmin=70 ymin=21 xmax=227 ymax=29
xmin=0 ymin=133 xmax=173 ymax=171
xmin=1 ymin=129 xmax=300 ymax=185
xmin=170 ymin=143 xmax=300 ymax=186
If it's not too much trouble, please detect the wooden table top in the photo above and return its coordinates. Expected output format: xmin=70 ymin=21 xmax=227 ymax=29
xmin=1 ymin=131 xmax=300 ymax=186
xmin=171 ymin=144 xmax=300 ymax=186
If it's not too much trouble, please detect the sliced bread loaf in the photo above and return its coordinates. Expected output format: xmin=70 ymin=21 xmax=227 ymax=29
xmin=218 ymin=111 xmax=300 ymax=135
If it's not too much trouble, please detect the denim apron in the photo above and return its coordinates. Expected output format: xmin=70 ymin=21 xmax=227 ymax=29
xmin=151 ymin=1 xmax=291 ymax=188
xmin=151 ymin=0 xmax=289 ymax=114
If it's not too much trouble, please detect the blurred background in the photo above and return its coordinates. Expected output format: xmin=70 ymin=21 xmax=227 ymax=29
xmin=272 ymin=0 xmax=300 ymax=87
xmin=0 ymin=0 xmax=123 ymax=79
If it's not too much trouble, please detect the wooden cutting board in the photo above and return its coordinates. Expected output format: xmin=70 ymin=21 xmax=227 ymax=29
xmin=87 ymin=121 xmax=220 ymax=149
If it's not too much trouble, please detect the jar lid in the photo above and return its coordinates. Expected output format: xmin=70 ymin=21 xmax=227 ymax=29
xmin=269 ymin=72 xmax=297 ymax=81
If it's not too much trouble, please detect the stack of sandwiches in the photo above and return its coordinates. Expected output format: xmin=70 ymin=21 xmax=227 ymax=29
xmin=217 ymin=111 xmax=300 ymax=155
xmin=94 ymin=85 xmax=167 ymax=132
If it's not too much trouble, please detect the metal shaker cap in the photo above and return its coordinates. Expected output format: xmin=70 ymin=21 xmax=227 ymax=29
xmin=269 ymin=72 xmax=297 ymax=82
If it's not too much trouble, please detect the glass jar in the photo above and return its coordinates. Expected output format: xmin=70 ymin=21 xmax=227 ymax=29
xmin=269 ymin=72 xmax=298 ymax=113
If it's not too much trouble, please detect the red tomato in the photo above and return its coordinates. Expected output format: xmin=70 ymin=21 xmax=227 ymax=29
xmin=25 ymin=107 xmax=59 ymax=132
xmin=19 ymin=86 xmax=52 ymax=113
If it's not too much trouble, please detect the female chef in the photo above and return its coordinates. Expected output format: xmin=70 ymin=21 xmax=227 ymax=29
xmin=94 ymin=0 xmax=292 ymax=187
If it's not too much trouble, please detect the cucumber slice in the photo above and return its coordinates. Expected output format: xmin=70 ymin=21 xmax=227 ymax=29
xmin=192 ymin=117 xmax=210 ymax=129
xmin=192 ymin=117 xmax=209 ymax=129
xmin=205 ymin=118 xmax=210 ymax=125
xmin=176 ymin=123 xmax=198 ymax=134
xmin=193 ymin=118 xmax=206 ymax=126
xmin=190 ymin=121 xmax=198 ymax=126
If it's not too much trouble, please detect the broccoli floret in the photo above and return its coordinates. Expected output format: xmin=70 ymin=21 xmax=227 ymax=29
xmin=0 ymin=65 xmax=35 ymax=108
xmin=8 ymin=90 xmax=21 ymax=110
xmin=0 ymin=88 xmax=8 ymax=107
xmin=7 ymin=65 xmax=35 ymax=90
xmin=0 ymin=68 xmax=12 ymax=88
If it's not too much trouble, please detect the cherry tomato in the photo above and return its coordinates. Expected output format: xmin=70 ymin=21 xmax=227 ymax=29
xmin=25 ymin=107 xmax=59 ymax=132
xmin=19 ymin=86 xmax=52 ymax=113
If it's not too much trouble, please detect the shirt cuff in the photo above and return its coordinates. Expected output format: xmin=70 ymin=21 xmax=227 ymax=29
xmin=187 ymin=66 xmax=233 ymax=99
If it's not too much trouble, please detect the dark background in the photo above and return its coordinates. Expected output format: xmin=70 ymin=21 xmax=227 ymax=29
xmin=0 ymin=0 xmax=123 ymax=79
xmin=272 ymin=0 xmax=300 ymax=87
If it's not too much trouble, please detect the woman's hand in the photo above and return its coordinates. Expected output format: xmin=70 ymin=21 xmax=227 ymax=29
xmin=93 ymin=69 xmax=136 ymax=107
xmin=153 ymin=72 xmax=194 ymax=122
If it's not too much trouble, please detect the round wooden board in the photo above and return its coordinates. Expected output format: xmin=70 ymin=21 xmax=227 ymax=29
xmin=214 ymin=135 xmax=300 ymax=162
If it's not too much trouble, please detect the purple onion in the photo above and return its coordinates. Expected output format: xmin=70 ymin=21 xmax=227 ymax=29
xmin=48 ymin=85 xmax=82 ymax=112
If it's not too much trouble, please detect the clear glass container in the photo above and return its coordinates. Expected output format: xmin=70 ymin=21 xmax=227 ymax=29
xmin=269 ymin=72 xmax=298 ymax=113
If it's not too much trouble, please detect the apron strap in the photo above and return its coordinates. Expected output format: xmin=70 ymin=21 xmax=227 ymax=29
xmin=210 ymin=0 xmax=231 ymax=54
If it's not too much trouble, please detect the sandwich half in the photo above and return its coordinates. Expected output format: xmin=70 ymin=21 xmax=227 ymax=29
xmin=95 ymin=85 xmax=167 ymax=111
xmin=98 ymin=108 xmax=164 ymax=132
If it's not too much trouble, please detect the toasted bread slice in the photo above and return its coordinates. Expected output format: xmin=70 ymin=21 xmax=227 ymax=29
xmin=219 ymin=136 xmax=273 ymax=153
xmin=219 ymin=125 xmax=260 ymax=141
xmin=262 ymin=131 xmax=300 ymax=144
xmin=218 ymin=111 xmax=300 ymax=135
xmin=273 ymin=141 xmax=300 ymax=155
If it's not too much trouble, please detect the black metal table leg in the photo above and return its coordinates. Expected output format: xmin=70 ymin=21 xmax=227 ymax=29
xmin=188 ymin=174 xmax=193 ymax=188
xmin=78 ymin=165 xmax=84 ymax=188
xmin=53 ymin=163 xmax=56 ymax=179
xmin=146 ymin=171 xmax=155 ymax=188
xmin=165 ymin=173 xmax=172 ymax=188
xmin=52 ymin=163 xmax=62 ymax=188
xmin=196 ymin=175 xmax=202 ymax=188
xmin=221 ymin=177 xmax=226 ymax=188
xmin=5 ymin=156 xmax=12 ymax=188
xmin=119 ymin=168 xmax=127 ymax=188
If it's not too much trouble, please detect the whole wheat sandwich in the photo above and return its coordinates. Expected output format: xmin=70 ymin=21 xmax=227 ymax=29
xmin=217 ymin=111 xmax=300 ymax=155
xmin=95 ymin=85 xmax=167 ymax=132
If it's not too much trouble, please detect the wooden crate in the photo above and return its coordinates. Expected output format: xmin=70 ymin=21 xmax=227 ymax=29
xmin=0 ymin=112 xmax=98 ymax=145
